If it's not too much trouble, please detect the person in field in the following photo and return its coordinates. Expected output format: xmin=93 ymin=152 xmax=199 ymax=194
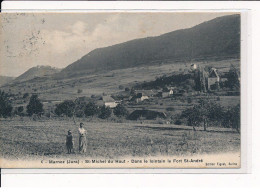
xmin=66 ymin=130 xmax=73 ymax=154
xmin=78 ymin=122 xmax=87 ymax=153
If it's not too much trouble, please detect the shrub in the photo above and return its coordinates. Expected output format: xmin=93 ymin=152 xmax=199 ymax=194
xmin=222 ymin=103 xmax=240 ymax=133
xmin=26 ymin=94 xmax=44 ymax=116
xmin=113 ymin=104 xmax=129 ymax=117
xmin=23 ymin=93 xmax=29 ymax=99
xmin=0 ymin=90 xmax=13 ymax=118
xmin=99 ymin=105 xmax=112 ymax=119
xmin=54 ymin=100 xmax=75 ymax=117
xmin=174 ymin=120 xmax=182 ymax=125
xmin=181 ymin=106 xmax=203 ymax=127
xmin=77 ymin=89 xmax=83 ymax=94
xmin=180 ymin=98 xmax=238 ymax=130
xmin=18 ymin=106 xmax=24 ymax=113
xmin=84 ymin=102 xmax=99 ymax=117
xmin=74 ymin=100 xmax=87 ymax=118
xmin=14 ymin=106 xmax=25 ymax=116
xmin=226 ymin=65 xmax=240 ymax=90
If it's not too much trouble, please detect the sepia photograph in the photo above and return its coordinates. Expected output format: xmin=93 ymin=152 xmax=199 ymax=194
xmin=0 ymin=12 xmax=242 ymax=168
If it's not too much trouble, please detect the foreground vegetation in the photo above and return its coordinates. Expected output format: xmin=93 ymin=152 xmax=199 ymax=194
xmin=0 ymin=89 xmax=240 ymax=133
xmin=0 ymin=118 xmax=240 ymax=159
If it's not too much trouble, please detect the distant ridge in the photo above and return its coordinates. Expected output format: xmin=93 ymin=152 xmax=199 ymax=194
xmin=59 ymin=14 xmax=240 ymax=78
xmin=0 ymin=76 xmax=15 ymax=87
xmin=14 ymin=65 xmax=61 ymax=83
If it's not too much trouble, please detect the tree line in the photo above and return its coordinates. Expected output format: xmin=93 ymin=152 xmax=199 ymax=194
xmin=0 ymin=90 xmax=128 ymax=119
xmin=179 ymin=98 xmax=240 ymax=133
xmin=0 ymin=90 xmax=240 ymax=132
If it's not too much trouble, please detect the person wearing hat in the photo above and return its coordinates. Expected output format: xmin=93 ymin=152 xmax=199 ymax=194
xmin=78 ymin=122 xmax=87 ymax=153
xmin=66 ymin=130 xmax=73 ymax=154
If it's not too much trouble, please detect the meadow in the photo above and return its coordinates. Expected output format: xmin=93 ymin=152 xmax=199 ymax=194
xmin=0 ymin=117 xmax=240 ymax=160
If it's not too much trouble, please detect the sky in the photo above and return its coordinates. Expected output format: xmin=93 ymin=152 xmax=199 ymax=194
xmin=0 ymin=12 xmax=235 ymax=77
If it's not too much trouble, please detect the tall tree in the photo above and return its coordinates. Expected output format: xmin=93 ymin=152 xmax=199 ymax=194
xmin=55 ymin=100 xmax=75 ymax=117
xmin=0 ymin=90 xmax=13 ymax=118
xmin=26 ymin=94 xmax=44 ymax=116
xmin=226 ymin=64 xmax=240 ymax=90
xmin=84 ymin=102 xmax=99 ymax=117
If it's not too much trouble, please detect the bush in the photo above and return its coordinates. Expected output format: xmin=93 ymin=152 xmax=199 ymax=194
xmin=84 ymin=102 xmax=99 ymax=117
xmin=113 ymin=104 xmax=129 ymax=117
xmin=180 ymin=99 xmax=239 ymax=131
xmin=54 ymin=100 xmax=75 ymax=117
xmin=26 ymin=94 xmax=44 ymax=116
xmin=74 ymin=99 xmax=87 ymax=118
xmin=99 ymin=105 xmax=112 ymax=119
xmin=13 ymin=106 xmax=25 ymax=116
xmin=226 ymin=65 xmax=240 ymax=90
xmin=222 ymin=103 xmax=240 ymax=132
xmin=181 ymin=106 xmax=203 ymax=127
xmin=18 ymin=106 xmax=24 ymax=113
xmin=0 ymin=90 xmax=13 ymax=118
xmin=174 ymin=120 xmax=182 ymax=125
xmin=77 ymin=89 xmax=83 ymax=94
xmin=23 ymin=93 xmax=29 ymax=99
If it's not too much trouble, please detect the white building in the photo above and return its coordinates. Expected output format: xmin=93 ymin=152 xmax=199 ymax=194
xmin=208 ymin=68 xmax=220 ymax=89
xmin=98 ymin=96 xmax=117 ymax=108
xmin=191 ymin=64 xmax=197 ymax=70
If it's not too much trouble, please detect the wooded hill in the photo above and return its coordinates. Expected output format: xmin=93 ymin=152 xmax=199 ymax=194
xmin=59 ymin=14 xmax=240 ymax=78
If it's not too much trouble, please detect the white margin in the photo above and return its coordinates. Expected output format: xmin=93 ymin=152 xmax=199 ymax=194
xmin=0 ymin=1 xmax=252 ymax=175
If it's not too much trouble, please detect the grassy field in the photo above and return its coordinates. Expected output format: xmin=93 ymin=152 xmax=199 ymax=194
xmin=0 ymin=118 xmax=240 ymax=160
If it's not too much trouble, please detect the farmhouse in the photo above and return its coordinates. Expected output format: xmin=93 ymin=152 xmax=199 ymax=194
xmin=131 ymin=90 xmax=153 ymax=103
xmin=208 ymin=68 xmax=220 ymax=90
xmin=98 ymin=96 xmax=117 ymax=108
xmin=191 ymin=63 xmax=197 ymax=70
xmin=135 ymin=93 xmax=149 ymax=103
xmin=162 ymin=88 xmax=174 ymax=98
xmin=157 ymin=87 xmax=174 ymax=98
xmin=116 ymin=90 xmax=131 ymax=101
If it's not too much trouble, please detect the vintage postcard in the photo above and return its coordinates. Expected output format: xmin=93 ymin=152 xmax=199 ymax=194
xmin=0 ymin=11 xmax=244 ymax=169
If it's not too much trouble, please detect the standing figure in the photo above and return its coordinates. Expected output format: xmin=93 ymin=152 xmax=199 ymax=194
xmin=66 ymin=130 xmax=73 ymax=154
xmin=78 ymin=122 xmax=87 ymax=153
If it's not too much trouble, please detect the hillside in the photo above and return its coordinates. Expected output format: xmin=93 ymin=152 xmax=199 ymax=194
xmin=59 ymin=14 xmax=240 ymax=78
xmin=0 ymin=76 xmax=15 ymax=86
xmin=13 ymin=65 xmax=61 ymax=83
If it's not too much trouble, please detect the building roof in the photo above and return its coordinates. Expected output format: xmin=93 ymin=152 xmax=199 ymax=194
xmin=135 ymin=90 xmax=156 ymax=96
xmin=101 ymin=96 xmax=115 ymax=102
xmin=209 ymin=68 xmax=219 ymax=78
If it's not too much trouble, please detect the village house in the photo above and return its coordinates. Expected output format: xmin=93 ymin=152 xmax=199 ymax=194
xmin=135 ymin=93 xmax=149 ymax=103
xmin=131 ymin=90 xmax=153 ymax=103
xmin=208 ymin=68 xmax=220 ymax=90
xmin=158 ymin=87 xmax=174 ymax=98
xmin=97 ymin=96 xmax=117 ymax=108
xmin=191 ymin=63 xmax=197 ymax=70
xmin=116 ymin=90 xmax=132 ymax=101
